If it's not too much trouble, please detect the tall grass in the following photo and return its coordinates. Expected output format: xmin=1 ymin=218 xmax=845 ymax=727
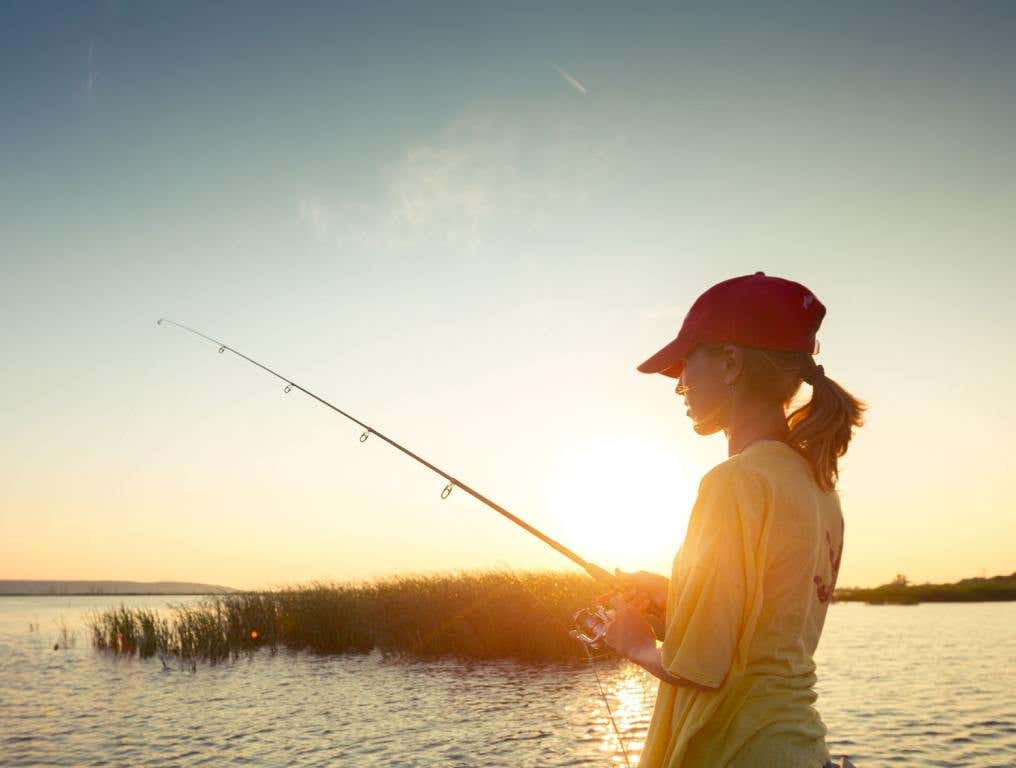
xmin=87 ymin=570 xmax=605 ymax=663
xmin=55 ymin=616 xmax=78 ymax=649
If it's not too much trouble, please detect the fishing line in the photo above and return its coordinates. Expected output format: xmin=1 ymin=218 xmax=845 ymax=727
xmin=506 ymin=571 xmax=633 ymax=768
xmin=583 ymin=640 xmax=633 ymax=768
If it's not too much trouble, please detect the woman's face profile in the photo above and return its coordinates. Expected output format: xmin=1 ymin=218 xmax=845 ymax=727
xmin=677 ymin=344 xmax=732 ymax=436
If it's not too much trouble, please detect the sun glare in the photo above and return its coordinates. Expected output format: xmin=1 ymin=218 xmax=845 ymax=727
xmin=542 ymin=435 xmax=696 ymax=574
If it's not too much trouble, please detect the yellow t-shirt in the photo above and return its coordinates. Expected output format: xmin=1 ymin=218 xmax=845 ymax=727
xmin=638 ymin=440 xmax=844 ymax=768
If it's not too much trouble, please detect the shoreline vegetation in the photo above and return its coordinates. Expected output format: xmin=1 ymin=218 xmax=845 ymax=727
xmin=87 ymin=570 xmax=605 ymax=664
xmin=833 ymin=572 xmax=1016 ymax=605
xmin=84 ymin=569 xmax=1016 ymax=664
xmin=0 ymin=580 xmax=237 ymax=596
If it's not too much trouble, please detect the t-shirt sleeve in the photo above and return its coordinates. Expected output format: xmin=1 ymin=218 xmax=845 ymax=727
xmin=661 ymin=465 xmax=749 ymax=689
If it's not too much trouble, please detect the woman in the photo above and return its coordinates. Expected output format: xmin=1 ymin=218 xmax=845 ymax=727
xmin=604 ymin=272 xmax=864 ymax=768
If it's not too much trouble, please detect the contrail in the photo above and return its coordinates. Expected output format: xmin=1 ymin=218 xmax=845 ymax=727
xmin=554 ymin=64 xmax=588 ymax=94
xmin=85 ymin=41 xmax=96 ymax=98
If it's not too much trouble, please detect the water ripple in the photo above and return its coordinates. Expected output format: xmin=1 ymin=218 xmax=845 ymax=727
xmin=0 ymin=598 xmax=1013 ymax=766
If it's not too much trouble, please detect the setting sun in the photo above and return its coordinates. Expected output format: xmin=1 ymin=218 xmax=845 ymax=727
xmin=541 ymin=435 xmax=698 ymax=574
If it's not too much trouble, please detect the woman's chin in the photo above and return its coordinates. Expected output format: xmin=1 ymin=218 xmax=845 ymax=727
xmin=690 ymin=417 xmax=723 ymax=436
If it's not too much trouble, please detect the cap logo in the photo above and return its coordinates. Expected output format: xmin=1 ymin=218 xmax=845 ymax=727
xmin=802 ymin=294 xmax=814 ymax=309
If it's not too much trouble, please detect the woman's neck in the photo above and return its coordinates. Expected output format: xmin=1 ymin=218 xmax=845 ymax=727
xmin=725 ymin=404 xmax=789 ymax=457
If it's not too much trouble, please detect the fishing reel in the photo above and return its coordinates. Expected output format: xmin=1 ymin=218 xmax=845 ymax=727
xmin=570 ymin=587 xmax=667 ymax=654
xmin=569 ymin=605 xmax=615 ymax=650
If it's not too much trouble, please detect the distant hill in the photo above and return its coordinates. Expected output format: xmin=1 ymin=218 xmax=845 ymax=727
xmin=835 ymin=572 xmax=1016 ymax=604
xmin=0 ymin=580 xmax=239 ymax=596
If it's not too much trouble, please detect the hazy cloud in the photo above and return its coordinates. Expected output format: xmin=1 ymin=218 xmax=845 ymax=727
xmin=298 ymin=107 xmax=621 ymax=256
xmin=297 ymin=200 xmax=327 ymax=236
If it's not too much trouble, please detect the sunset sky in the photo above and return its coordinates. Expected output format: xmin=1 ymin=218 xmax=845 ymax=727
xmin=3 ymin=2 xmax=1014 ymax=590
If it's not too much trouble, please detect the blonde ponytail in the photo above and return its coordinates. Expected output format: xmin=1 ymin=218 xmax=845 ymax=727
xmin=786 ymin=364 xmax=866 ymax=492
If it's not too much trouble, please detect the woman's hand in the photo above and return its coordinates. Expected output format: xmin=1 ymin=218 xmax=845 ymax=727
xmin=613 ymin=569 xmax=669 ymax=613
xmin=602 ymin=595 xmax=658 ymax=661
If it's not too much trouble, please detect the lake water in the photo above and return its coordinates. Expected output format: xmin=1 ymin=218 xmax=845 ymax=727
xmin=1 ymin=597 xmax=1013 ymax=767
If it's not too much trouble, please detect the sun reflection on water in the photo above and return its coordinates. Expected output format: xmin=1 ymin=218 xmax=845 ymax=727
xmin=588 ymin=662 xmax=658 ymax=765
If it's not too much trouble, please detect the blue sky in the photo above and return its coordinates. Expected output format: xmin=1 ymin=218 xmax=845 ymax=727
xmin=2 ymin=2 xmax=1014 ymax=588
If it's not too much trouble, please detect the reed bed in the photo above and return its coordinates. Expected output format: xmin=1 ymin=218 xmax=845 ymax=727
xmin=87 ymin=570 xmax=605 ymax=663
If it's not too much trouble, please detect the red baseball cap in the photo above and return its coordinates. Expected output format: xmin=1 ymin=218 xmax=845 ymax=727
xmin=637 ymin=272 xmax=826 ymax=379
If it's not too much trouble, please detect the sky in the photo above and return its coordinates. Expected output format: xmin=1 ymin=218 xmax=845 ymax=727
xmin=2 ymin=1 xmax=1014 ymax=590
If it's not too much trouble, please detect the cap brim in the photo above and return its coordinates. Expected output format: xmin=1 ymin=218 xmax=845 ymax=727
xmin=636 ymin=334 xmax=694 ymax=379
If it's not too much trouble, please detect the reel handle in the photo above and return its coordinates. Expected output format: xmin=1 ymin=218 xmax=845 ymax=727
xmin=569 ymin=606 xmax=615 ymax=649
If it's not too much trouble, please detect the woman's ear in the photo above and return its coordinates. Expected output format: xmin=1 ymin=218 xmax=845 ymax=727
xmin=720 ymin=345 xmax=745 ymax=387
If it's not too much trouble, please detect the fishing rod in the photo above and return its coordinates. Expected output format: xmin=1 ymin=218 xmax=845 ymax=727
xmin=156 ymin=318 xmax=616 ymax=585
xmin=158 ymin=318 xmax=641 ymax=767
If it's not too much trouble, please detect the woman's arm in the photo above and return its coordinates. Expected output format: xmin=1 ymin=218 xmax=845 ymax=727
xmin=602 ymin=599 xmax=718 ymax=692
xmin=624 ymin=636 xmax=715 ymax=691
